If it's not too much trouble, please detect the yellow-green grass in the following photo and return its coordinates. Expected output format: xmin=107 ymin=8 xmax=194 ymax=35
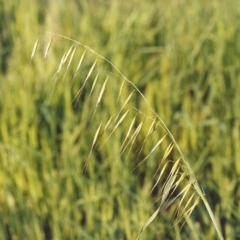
xmin=0 ymin=0 xmax=240 ymax=239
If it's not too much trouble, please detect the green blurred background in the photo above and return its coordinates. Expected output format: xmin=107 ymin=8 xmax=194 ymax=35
xmin=0 ymin=0 xmax=240 ymax=239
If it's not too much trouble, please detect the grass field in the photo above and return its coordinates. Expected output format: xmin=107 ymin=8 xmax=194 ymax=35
xmin=0 ymin=0 xmax=240 ymax=239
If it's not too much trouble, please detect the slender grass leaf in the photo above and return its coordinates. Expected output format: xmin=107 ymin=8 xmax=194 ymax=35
xmin=44 ymin=37 xmax=53 ymax=58
xmin=30 ymin=38 xmax=39 ymax=63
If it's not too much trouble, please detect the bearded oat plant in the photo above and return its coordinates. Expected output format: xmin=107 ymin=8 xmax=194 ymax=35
xmin=30 ymin=33 xmax=224 ymax=240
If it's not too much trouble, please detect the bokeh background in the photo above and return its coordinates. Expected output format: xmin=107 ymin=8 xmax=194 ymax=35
xmin=0 ymin=0 xmax=240 ymax=239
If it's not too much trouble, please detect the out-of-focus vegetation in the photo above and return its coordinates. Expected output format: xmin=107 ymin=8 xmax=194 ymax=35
xmin=0 ymin=0 xmax=240 ymax=239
